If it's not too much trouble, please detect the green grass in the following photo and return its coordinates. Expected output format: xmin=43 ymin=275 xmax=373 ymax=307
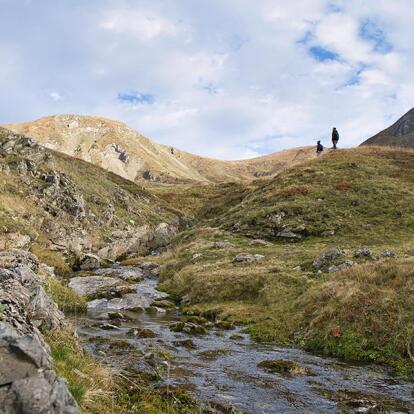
xmin=157 ymin=147 xmax=414 ymax=378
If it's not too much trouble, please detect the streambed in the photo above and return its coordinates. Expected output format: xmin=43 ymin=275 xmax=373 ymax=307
xmin=71 ymin=266 xmax=414 ymax=414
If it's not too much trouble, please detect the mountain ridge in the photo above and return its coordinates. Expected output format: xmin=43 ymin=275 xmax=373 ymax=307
xmin=4 ymin=114 xmax=315 ymax=184
xmin=361 ymin=107 xmax=414 ymax=148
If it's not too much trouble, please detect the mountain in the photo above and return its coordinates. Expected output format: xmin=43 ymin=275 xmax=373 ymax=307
xmin=361 ymin=107 xmax=414 ymax=148
xmin=4 ymin=115 xmax=315 ymax=183
xmin=0 ymin=126 xmax=181 ymax=272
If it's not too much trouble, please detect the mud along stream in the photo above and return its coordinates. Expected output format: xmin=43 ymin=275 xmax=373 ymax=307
xmin=69 ymin=265 xmax=414 ymax=414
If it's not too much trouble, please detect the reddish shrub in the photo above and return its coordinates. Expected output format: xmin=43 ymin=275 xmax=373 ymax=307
xmin=334 ymin=180 xmax=352 ymax=191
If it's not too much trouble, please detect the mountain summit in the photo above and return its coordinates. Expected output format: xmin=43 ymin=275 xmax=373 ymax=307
xmin=4 ymin=115 xmax=315 ymax=184
xmin=361 ymin=107 xmax=414 ymax=148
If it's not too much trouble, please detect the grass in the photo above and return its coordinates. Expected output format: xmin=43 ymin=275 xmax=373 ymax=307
xmin=42 ymin=274 xmax=87 ymax=314
xmin=156 ymin=147 xmax=414 ymax=378
xmin=45 ymin=328 xmax=202 ymax=414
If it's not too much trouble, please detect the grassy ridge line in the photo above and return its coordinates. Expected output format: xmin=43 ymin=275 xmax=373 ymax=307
xmin=155 ymin=147 xmax=414 ymax=379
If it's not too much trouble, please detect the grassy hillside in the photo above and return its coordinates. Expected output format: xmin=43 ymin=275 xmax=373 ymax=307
xmin=154 ymin=147 xmax=414 ymax=379
xmin=0 ymin=127 xmax=180 ymax=272
xmin=5 ymin=115 xmax=316 ymax=183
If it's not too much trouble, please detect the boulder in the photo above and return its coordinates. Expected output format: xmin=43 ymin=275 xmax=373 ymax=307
xmin=354 ymin=247 xmax=374 ymax=258
xmin=328 ymin=260 xmax=354 ymax=273
xmin=249 ymin=239 xmax=272 ymax=246
xmin=97 ymin=223 xmax=177 ymax=262
xmin=68 ymin=276 xmax=134 ymax=299
xmin=277 ymin=229 xmax=302 ymax=241
xmin=0 ymin=249 xmax=39 ymax=271
xmin=233 ymin=253 xmax=265 ymax=263
xmin=321 ymin=230 xmax=335 ymax=237
xmin=78 ymin=253 xmax=100 ymax=271
xmin=211 ymin=241 xmax=235 ymax=249
xmin=0 ymin=233 xmax=31 ymax=250
xmin=312 ymin=248 xmax=345 ymax=270
xmin=379 ymin=250 xmax=396 ymax=258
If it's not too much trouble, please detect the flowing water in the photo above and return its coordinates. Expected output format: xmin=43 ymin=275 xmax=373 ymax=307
xmin=71 ymin=266 xmax=414 ymax=414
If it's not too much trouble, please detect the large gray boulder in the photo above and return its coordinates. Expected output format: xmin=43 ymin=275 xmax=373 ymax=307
xmin=68 ymin=276 xmax=134 ymax=299
xmin=97 ymin=223 xmax=177 ymax=261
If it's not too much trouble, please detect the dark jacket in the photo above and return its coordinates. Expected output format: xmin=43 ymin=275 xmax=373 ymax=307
xmin=332 ymin=129 xmax=339 ymax=142
xmin=317 ymin=142 xmax=324 ymax=152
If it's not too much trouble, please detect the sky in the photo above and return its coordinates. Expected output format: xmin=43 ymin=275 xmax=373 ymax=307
xmin=0 ymin=0 xmax=413 ymax=159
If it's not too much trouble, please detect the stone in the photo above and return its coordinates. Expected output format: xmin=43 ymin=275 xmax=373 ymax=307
xmin=106 ymin=293 xmax=152 ymax=312
xmin=268 ymin=211 xmax=286 ymax=226
xmin=78 ymin=253 xmax=100 ymax=271
xmin=97 ymin=223 xmax=177 ymax=262
xmin=354 ymin=247 xmax=374 ymax=258
xmin=328 ymin=260 xmax=354 ymax=273
xmin=233 ymin=253 xmax=265 ymax=263
xmin=312 ymin=248 xmax=345 ymax=270
xmin=277 ymin=229 xmax=302 ymax=241
xmin=379 ymin=250 xmax=396 ymax=258
xmin=0 ymin=249 xmax=39 ymax=271
xmin=173 ymin=339 xmax=197 ymax=349
xmin=211 ymin=241 xmax=235 ymax=249
xmin=249 ymin=239 xmax=272 ymax=246
xmin=257 ymin=359 xmax=308 ymax=377
xmin=0 ymin=233 xmax=31 ymax=250
xmin=68 ymin=276 xmax=134 ymax=299
xmin=321 ymin=230 xmax=335 ymax=237
xmin=169 ymin=322 xmax=207 ymax=335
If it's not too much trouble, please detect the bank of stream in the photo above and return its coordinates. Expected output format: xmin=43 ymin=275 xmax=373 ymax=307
xmin=70 ymin=265 xmax=414 ymax=414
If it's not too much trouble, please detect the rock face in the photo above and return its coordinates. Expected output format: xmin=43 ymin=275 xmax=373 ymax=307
xmin=97 ymin=223 xmax=177 ymax=261
xmin=0 ymin=262 xmax=78 ymax=414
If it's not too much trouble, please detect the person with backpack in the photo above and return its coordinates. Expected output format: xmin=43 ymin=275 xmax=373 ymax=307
xmin=316 ymin=140 xmax=324 ymax=157
xmin=332 ymin=127 xmax=339 ymax=149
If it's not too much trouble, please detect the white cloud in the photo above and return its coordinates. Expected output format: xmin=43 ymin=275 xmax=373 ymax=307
xmin=0 ymin=0 xmax=414 ymax=158
xmin=49 ymin=91 xmax=63 ymax=101
xmin=100 ymin=9 xmax=178 ymax=40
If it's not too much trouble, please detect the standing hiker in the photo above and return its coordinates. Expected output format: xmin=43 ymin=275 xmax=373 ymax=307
xmin=316 ymin=140 xmax=324 ymax=157
xmin=332 ymin=127 xmax=339 ymax=149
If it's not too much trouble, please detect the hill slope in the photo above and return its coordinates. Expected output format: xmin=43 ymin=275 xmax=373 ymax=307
xmin=361 ymin=107 xmax=414 ymax=148
xmin=156 ymin=146 xmax=414 ymax=378
xmin=5 ymin=115 xmax=315 ymax=183
xmin=0 ymin=127 xmax=181 ymax=271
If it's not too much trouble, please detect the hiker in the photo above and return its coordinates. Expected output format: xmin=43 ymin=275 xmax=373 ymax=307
xmin=316 ymin=140 xmax=324 ymax=157
xmin=332 ymin=127 xmax=339 ymax=149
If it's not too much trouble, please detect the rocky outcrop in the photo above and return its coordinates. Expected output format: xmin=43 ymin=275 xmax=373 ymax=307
xmin=0 ymin=262 xmax=78 ymax=414
xmin=97 ymin=223 xmax=177 ymax=261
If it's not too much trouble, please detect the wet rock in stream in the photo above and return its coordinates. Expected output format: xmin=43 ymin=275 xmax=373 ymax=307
xmin=257 ymin=359 xmax=310 ymax=377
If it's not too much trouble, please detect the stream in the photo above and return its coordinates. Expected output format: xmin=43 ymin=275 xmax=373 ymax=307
xmin=71 ymin=265 xmax=414 ymax=414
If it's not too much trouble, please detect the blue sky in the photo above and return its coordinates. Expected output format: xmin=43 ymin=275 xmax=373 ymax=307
xmin=0 ymin=0 xmax=413 ymax=159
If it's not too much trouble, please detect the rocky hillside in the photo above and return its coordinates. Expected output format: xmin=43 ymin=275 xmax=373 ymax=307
xmin=361 ymin=107 xmax=414 ymax=148
xmin=5 ymin=115 xmax=315 ymax=183
xmin=0 ymin=127 xmax=181 ymax=272
xmin=0 ymin=250 xmax=78 ymax=413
